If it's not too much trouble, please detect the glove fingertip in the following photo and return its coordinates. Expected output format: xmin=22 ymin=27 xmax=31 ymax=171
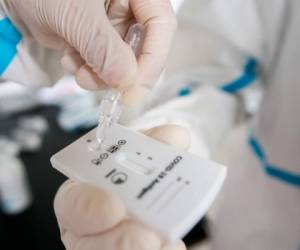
xmin=116 ymin=221 xmax=162 ymax=250
xmin=54 ymin=181 xmax=127 ymax=236
xmin=145 ymin=125 xmax=191 ymax=150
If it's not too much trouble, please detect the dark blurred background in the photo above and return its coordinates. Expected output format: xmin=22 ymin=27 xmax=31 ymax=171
xmin=0 ymin=105 xmax=82 ymax=250
xmin=0 ymin=97 xmax=208 ymax=250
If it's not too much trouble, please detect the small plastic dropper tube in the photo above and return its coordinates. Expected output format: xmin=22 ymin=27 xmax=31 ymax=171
xmin=96 ymin=24 xmax=145 ymax=148
xmin=96 ymin=90 xmax=122 ymax=145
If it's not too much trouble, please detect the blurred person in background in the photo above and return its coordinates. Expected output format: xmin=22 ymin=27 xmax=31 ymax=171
xmin=0 ymin=1 xmax=299 ymax=250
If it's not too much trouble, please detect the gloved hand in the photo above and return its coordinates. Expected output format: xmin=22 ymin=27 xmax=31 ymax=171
xmin=6 ymin=0 xmax=177 ymax=104
xmin=54 ymin=125 xmax=190 ymax=250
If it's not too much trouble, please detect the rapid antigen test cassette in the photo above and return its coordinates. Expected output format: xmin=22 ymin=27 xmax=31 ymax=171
xmin=51 ymin=124 xmax=226 ymax=243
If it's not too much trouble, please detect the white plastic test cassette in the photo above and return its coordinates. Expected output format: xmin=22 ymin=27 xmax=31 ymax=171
xmin=51 ymin=124 xmax=226 ymax=243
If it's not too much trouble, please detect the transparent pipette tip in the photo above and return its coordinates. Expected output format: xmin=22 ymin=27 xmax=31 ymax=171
xmin=125 ymin=23 xmax=145 ymax=57
xmin=95 ymin=90 xmax=122 ymax=149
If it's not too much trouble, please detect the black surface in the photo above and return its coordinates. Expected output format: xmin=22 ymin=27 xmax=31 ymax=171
xmin=0 ymin=106 xmax=86 ymax=250
xmin=0 ymin=105 xmax=208 ymax=249
xmin=183 ymin=217 xmax=210 ymax=246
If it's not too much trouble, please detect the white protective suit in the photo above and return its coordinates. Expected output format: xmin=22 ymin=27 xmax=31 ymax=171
xmin=0 ymin=0 xmax=299 ymax=249
xmin=129 ymin=1 xmax=300 ymax=249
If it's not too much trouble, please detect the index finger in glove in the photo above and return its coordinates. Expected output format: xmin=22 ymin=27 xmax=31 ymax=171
xmin=130 ymin=0 xmax=177 ymax=89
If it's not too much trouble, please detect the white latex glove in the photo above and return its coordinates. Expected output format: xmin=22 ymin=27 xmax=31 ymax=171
xmin=54 ymin=125 xmax=189 ymax=250
xmin=5 ymin=0 xmax=177 ymax=104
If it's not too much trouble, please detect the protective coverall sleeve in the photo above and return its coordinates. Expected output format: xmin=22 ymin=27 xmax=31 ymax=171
xmin=0 ymin=2 xmax=63 ymax=88
xmin=128 ymin=85 xmax=238 ymax=159
xmin=127 ymin=0 xmax=264 ymax=158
